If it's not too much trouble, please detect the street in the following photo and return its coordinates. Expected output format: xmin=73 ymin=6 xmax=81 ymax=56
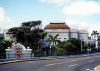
xmin=0 ymin=54 xmax=100 ymax=71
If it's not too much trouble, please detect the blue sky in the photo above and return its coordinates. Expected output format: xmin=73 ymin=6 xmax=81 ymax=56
xmin=0 ymin=0 xmax=100 ymax=36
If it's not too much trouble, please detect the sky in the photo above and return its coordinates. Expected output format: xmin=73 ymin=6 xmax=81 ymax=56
xmin=0 ymin=0 xmax=100 ymax=36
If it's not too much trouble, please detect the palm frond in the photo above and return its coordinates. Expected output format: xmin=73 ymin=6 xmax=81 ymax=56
xmin=48 ymin=34 xmax=54 ymax=40
xmin=45 ymin=39 xmax=51 ymax=42
xmin=48 ymin=41 xmax=52 ymax=47
xmin=54 ymin=34 xmax=59 ymax=39
xmin=93 ymin=30 xmax=97 ymax=34
xmin=55 ymin=40 xmax=61 ymax=43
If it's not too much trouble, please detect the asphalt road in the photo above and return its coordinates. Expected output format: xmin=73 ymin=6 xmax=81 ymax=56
xmin=0 ymin=54 xmax=100 ymax=71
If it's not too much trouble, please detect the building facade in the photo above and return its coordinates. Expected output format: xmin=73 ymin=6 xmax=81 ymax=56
xmin=3 ymin=29 xmax=10 ymax=40
xmin=0 ymin=33 xmax=4 ymax=45
xmin=42 ymin=22 xmax=88 ymax=47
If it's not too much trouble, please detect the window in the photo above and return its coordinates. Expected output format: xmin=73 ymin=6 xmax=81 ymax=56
xmin=58 ymin=38 xmax=61 ymax=39
xmin=47 ymin=38 xmax=50 ymax=40
xmin=64 ymin=38 xmax=66 ymax=41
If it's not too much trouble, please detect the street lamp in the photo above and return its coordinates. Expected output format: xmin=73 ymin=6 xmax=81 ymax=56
xmin=81 ymin=27 xmax=94 ymax=52
xmin=50 ymin=46 xmax=51 ymax=56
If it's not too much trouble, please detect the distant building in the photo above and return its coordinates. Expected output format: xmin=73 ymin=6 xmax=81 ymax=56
xmin=88 ymin=36 xmax=95 ymax=47
xmin=42 ymin=22 xmax=88 ymax=47
xmin=3 ymin=29 xmax=10 ymax=40
xmin=0 ymin=33 xmax=4 ymax=44
xmin=3 ymin=29 xmax=15 ymax=41
xmin=90 ymin=31 xmax=100 ymax=48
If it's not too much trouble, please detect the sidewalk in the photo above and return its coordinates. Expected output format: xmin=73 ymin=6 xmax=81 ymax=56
xmin=94 ymin=65 xmax=100 ymax=71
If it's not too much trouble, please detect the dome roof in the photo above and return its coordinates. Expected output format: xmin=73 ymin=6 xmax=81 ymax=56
xmin=44 ymin=22 xmax=70 ymax=29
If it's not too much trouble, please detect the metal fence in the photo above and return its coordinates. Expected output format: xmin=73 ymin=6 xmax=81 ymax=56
xmin=0 ymin=50 xmax=100 ymax=59
xmin=34 ymin=50 xmax=100 ymax=57
xmin=0 ymin=53 xmax=32 ymax=59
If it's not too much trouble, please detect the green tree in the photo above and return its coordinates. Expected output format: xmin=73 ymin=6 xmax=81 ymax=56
xmin=22 ymin=20 xmax=41 ymax=29
xmin=8 ymin=20 xmax=47 ymax=50
xmin=45 ymin=34 xmax=61 ymax=51
xmin=67 ymin=38 xmax=81 ymax=51
xmin=63 ymin=42 xmax=76 ymax=51
xmin=82 ymin=43 xmax=89 ymax=50
xmin=0 ymin=39 xmax=14 ymax=49
xmin=55 ymin=38 xmax=81 ymax=51
xmin=0 ymin=39 xmax=14 ymax=58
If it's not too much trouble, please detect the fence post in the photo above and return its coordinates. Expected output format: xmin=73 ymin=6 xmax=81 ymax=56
xmin=78 ymin=51 xmax=79 ymax=55
xmin=65 ymin=51 xmax=66 ymax=56
xmin=8 ymin=52 xmax=9 ymax=59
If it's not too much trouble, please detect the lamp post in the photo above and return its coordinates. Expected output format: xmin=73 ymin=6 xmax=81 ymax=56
xmin=56 ymin=47 xmax=57 ymax=49
xmin=50 ymin=46 xmax=51 ymax=56
xmin=81 ymin=27 xmax=94 ymax=52
xmin=87 ymin=49 xmax=91 ymax=54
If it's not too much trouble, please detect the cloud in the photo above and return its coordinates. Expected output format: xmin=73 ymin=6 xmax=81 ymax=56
xmin=39 ymin=0 xmax=86 ymax=5
xmin=65 ymin=20 xmax=97 ymax=36
xmin=65 ymin=20 xmax=88 ymax=29
xmin=65 ymin=20 xmax=77 ymax=26
xmin=0 ymin=7 xmax=18 ymax=33
xmin=62 ymin=1 xmax=100 ymax=16
xmin=78 ymin=22 xmax=88 ymax=30
xmin=88 ymin=23 xmax=100 ymax=36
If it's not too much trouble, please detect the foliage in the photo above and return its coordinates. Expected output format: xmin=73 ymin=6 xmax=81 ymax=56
xmin=40 ymin=47 xmax=48 ymax=52
xmin=8 ymin=20 xmax=47 ymax=51
xmin=0 ymin=40 xmax=14 ymax=58
xmin=0 ymin=39 xmax=14 ymax=49
xmin=0 ymin=47 xmax=5 ymax=58
xmin=55 ymin=38 xmax=81 ymax=51
xmin=0 ymin=37 xmax=4 ymax=40
xmin=98 ymin=42 xmax=100 ymax=46
xmin=22 ymin=20 xmax=41 ymax=28
xmin=45 ymin=34 xmax=61 ymax=51
xmin=32 ymin=40 xmax=41 ymax=52
xmin=67 ymin=38 xmax=81 ymax=51
xmin=91 ymin=47 xmax=97 ymax=50
xmin=54 ymin=48 xmax=65 ymax=56
xmin=63 ymin=42 xmax=76 ymax=51
xmin=33 ymin=46 xmax=48 ymax=57
xmin=82 ymin=43 xmax=89 ymax=50
xmin=55 ymin=48 xmax=65 ymax=53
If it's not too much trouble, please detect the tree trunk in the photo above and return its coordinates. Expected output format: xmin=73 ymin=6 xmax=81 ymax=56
xmin=53 ymin=42 xmax=54 ymax=52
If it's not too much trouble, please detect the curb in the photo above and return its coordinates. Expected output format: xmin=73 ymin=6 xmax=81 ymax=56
xmin=0 ymin=53 xmax=100 ymax=65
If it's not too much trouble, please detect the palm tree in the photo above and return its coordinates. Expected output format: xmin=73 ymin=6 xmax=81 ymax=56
xmin=45 ymin=34 xmax=61 ymax=51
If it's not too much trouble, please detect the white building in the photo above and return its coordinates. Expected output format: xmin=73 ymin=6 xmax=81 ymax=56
xmin=3 ymin=29 xmax=11 ymax=40
xmin=90 ymin=31 xmax=100 ymax=48
xmin=42 ymin=22 xmax=88 ymax=47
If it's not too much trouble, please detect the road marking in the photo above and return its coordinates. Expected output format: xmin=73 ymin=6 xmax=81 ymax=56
xmin=68 ymin=64 xmax=77 ymax=67
xmin=86 ymin=69 xmax=90 ymax=70
xmin=44 ymin=56 xmax=96 ymax=66
xmin=96 ymin=56 xmax=100 ymax=57
xmin=84 ymin=58 xmax=90 ymax=59
xmin=78 ymin=59 xmax=84 ymax=60
xmin=71 ymin=60 xmax=78 ymax=61
xmin=27 ymin=61 xmax=35 ymax=62
xmin=88 ymin=60 xmax=94 ymax=62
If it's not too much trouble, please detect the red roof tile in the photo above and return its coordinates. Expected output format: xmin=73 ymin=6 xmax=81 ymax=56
xmin=44 ymin=22 xmax=70 ymax=29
